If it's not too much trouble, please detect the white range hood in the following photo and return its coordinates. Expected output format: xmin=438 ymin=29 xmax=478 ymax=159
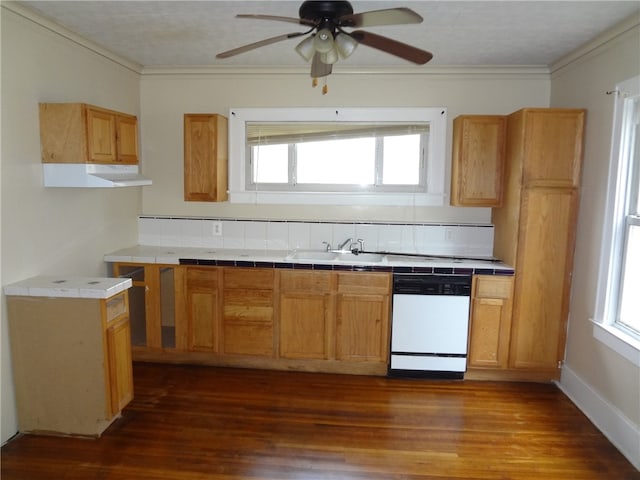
xmin=43 ymin=163 xmax=152 ymax=187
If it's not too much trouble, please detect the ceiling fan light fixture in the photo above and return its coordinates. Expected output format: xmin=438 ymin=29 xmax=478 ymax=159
xmin=313 ymin=28 xmax=334 ymax=53
xmin=295 ymin=35 xmax=316 ymax=62
xmin=320 ymin=47 xmax=339 ymax=65
xmin=334 ymin=32 xmax=358 ymax=59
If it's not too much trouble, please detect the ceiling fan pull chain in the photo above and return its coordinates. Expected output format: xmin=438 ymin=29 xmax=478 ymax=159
xmin=322 ymin=78 xmax=328 ymax=95
xmin=312 ymin=78 xmax=318 ymax=88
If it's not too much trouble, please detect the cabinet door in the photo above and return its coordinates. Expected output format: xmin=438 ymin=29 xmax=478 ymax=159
xmin=521 ymin=109 xmax=585 ymax=188
xmin=184 ymin=114 xmax=228 ymax=202
xmin=86 ymin=107 xmax=117 ymax=163
xmin=116 ymin=115 xmax=139 ymax=164
xmin=335 ymin=273 xmax=390 ymax=362
xmin=280 ymin=293 xmax=332 ymax=360
xmin=106 ymin=317 xmax=134 ymax=416
xmin=509 ymin=187 xmax=578 ymax=370
xmin=467 ymin=275 xmax=513 ymax=369
xmin=451 ymin=115 xmax=506 ymax=206
xmin=279 ymin=271 xmax=333 ymax=360
xmin=222 ymin=268 xmax=274 ymax=356
xmin=336 ymin=293 xmax=389 ymax=362
xmin=185 ymin=268 xmax=221 ymax=352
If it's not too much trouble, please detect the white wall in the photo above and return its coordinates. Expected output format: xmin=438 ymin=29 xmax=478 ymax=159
xmin=140 ymin=69 xmax=549 ymax=223
xmin=550 ymin=18 xmax=640 ymax=468
xmin=0 ymin=7 xmax=142 ymax=443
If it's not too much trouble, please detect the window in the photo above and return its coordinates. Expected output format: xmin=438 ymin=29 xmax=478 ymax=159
xmin=593 ymin=75 xmax=640 ymax=363
xmin=228 ymin=107 xmax=447 ymax=206
xmin=247 ymin=123 xmax=427 ymax=191
xmin=616 ymin=92 xmax=640 ymax=335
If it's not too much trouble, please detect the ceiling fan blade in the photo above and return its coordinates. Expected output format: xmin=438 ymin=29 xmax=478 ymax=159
xmin=350 ymin=30 xmax=433 ymax=64
xmin=310 ymin=53 xmax=332 ymax=78
xmin=236 ymin=14 xmax=316 ymax=27
xmin=216 ymin=32 xmax=307 ymax=59
xmin=339 ymin=8 xmax=423 ymax=28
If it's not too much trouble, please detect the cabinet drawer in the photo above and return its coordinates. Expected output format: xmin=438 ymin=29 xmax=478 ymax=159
xmin=224 ymin=268 xmax=273 ymax=289
xmin=186 ymin=267 xmax=219 ymax=289
xmin=105 ymin=292 xmax=128 ymax=322
xmin=279 ymin=271 xmax=332 ymax=293
xmin=337 ymin=272 xmax=391 ymax=295
xmin=474 ymin=276 xmax=513 ymax=299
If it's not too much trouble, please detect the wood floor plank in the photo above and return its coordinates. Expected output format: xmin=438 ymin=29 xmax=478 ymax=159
xmin=2 ymin=363 xmax=638 ymax=479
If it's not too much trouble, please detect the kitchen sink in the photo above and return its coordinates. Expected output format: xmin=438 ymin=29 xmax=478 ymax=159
xmin=286 ymin=251 xmax=339 ymax=261
xmin=335 ymin=252 xmax=385 ymax=263
xmin=286 ymin=250 xmax=385 ymax=263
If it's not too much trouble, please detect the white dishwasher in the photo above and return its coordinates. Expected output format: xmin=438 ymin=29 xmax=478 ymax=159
xmin=389 ymin=274 xmax=471 ymax=379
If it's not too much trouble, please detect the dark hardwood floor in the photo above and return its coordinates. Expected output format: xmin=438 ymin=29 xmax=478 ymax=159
xmin=2 ymin=362 xmax=638 ymax=479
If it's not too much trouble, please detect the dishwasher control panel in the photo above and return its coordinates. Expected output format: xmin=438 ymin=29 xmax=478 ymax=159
xmin=392 ymin=274 xmax=471 ymax=296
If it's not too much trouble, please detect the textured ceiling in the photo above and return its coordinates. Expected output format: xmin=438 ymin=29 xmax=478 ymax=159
xmin=16 ymin=1 xmax=640 ymax=68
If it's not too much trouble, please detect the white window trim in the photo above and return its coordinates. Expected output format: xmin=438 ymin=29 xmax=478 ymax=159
xmin=592 ymin=75 xmax=640 ymax=366
xmin=228 ymin=107 xmax=448 ymax=206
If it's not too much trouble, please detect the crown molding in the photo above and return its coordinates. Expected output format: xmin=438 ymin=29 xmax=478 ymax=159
xmin=140 ymin=64 xmax=550 ymax=77
xmin=550 ymin=12 xmax=640 ymax=74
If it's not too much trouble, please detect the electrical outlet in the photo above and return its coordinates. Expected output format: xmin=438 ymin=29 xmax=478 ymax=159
xmin=212 ymin=221 xmax=223 ymax=236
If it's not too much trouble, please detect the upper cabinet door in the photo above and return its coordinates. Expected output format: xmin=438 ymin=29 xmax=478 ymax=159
xmin=184 ymin=114 xmax=228 ymax=202
xmin=451 ymin=115 xmax=507 ymax=207
xmin=115 ymin=114 xmax=139 ymax=164
xmin=87 ymin=107 xmax=117 ymax=163
xmin=518 ymin=109 xmax=585 ymax=187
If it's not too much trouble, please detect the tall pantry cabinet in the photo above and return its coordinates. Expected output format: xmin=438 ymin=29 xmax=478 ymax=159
xmin=492 ymin=108 xmax=585 ymax=380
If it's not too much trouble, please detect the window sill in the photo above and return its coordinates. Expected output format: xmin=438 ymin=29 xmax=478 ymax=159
xmin=591 ymin=319 xmax=640 ymax=366
xmin=228 ymin=190 xmax=447 ymax=206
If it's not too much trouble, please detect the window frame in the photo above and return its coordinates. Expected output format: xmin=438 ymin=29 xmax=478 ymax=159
xmin=592 ymin=75 xmax=640 ymax=365
xmin=228 ymin=107 xmax=448 ymax=206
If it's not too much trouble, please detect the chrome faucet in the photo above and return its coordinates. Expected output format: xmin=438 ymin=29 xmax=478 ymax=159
xmin=336 ymin=238 xmax=353 ymax=252
xmin=323 ymin=238 xmax=365 ymax=254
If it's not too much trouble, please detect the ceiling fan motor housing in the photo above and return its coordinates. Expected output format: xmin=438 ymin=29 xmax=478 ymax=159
xmin=299 ymin=1 xmax=354 ymax=23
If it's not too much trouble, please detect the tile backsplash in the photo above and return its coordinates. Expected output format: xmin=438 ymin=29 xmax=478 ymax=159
xmin=139 ymin=217 xmax=494 ymax=257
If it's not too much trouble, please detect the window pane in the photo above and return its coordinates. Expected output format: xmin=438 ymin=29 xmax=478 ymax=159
xmin=297 ymin=138 xmax=375 ymax=184
xmin=630 ymin=97 xmax=639 ymax=214
xmin=382 ymin=134 xmax=421 ymax=185
xmin=252 ymin=144 xmax=288 ymax=183
xmin=618 ymin=222 xmax=640 ymax=334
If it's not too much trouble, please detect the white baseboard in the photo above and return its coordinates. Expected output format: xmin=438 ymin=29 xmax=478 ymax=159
xmin=558 ymin=365 xmax=640 ymax=470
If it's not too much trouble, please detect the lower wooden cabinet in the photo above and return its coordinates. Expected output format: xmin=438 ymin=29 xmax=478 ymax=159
xmin=184 ymin=267 xmax=221 ymax=352
xmin=222 ymin=268 xmax=275 ymax=356
xmin=113 ymin=264 xmax=180 ymax=351
xmin=467 ymin=275 xmax=514 ymax=370
xmin=117 ymin=264 xmax=392 ymax=375
xmin=6 ymin=290 xmax=133 ymax=436
xmin=279 ymin=270 xmax=334 ymax=360
xmin=278 ymin=270 xmax=391 ymax=368
xmin=336 ymin=272 xmax=390 ymax=363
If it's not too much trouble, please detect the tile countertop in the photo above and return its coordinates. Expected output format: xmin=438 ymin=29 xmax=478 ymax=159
xmin=104 ymin=245 xmax=514 ymax=275
xmin=4 ymin=276 xmax=132 ymax=299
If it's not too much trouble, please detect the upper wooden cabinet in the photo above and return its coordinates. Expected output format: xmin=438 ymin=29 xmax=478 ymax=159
xmin=492 ymin=108 xmax=585 ymax=379
xmin=451 ymin=115 xmax=507 ymax=207
xmin=40 ymin=103 xmax=139 ymax=164
xmin=184 ymin=114 xmax=228 ymax=202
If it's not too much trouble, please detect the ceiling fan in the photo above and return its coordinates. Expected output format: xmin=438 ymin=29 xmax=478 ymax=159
xmin=216 ymin=0 xmax=433 ymax=92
